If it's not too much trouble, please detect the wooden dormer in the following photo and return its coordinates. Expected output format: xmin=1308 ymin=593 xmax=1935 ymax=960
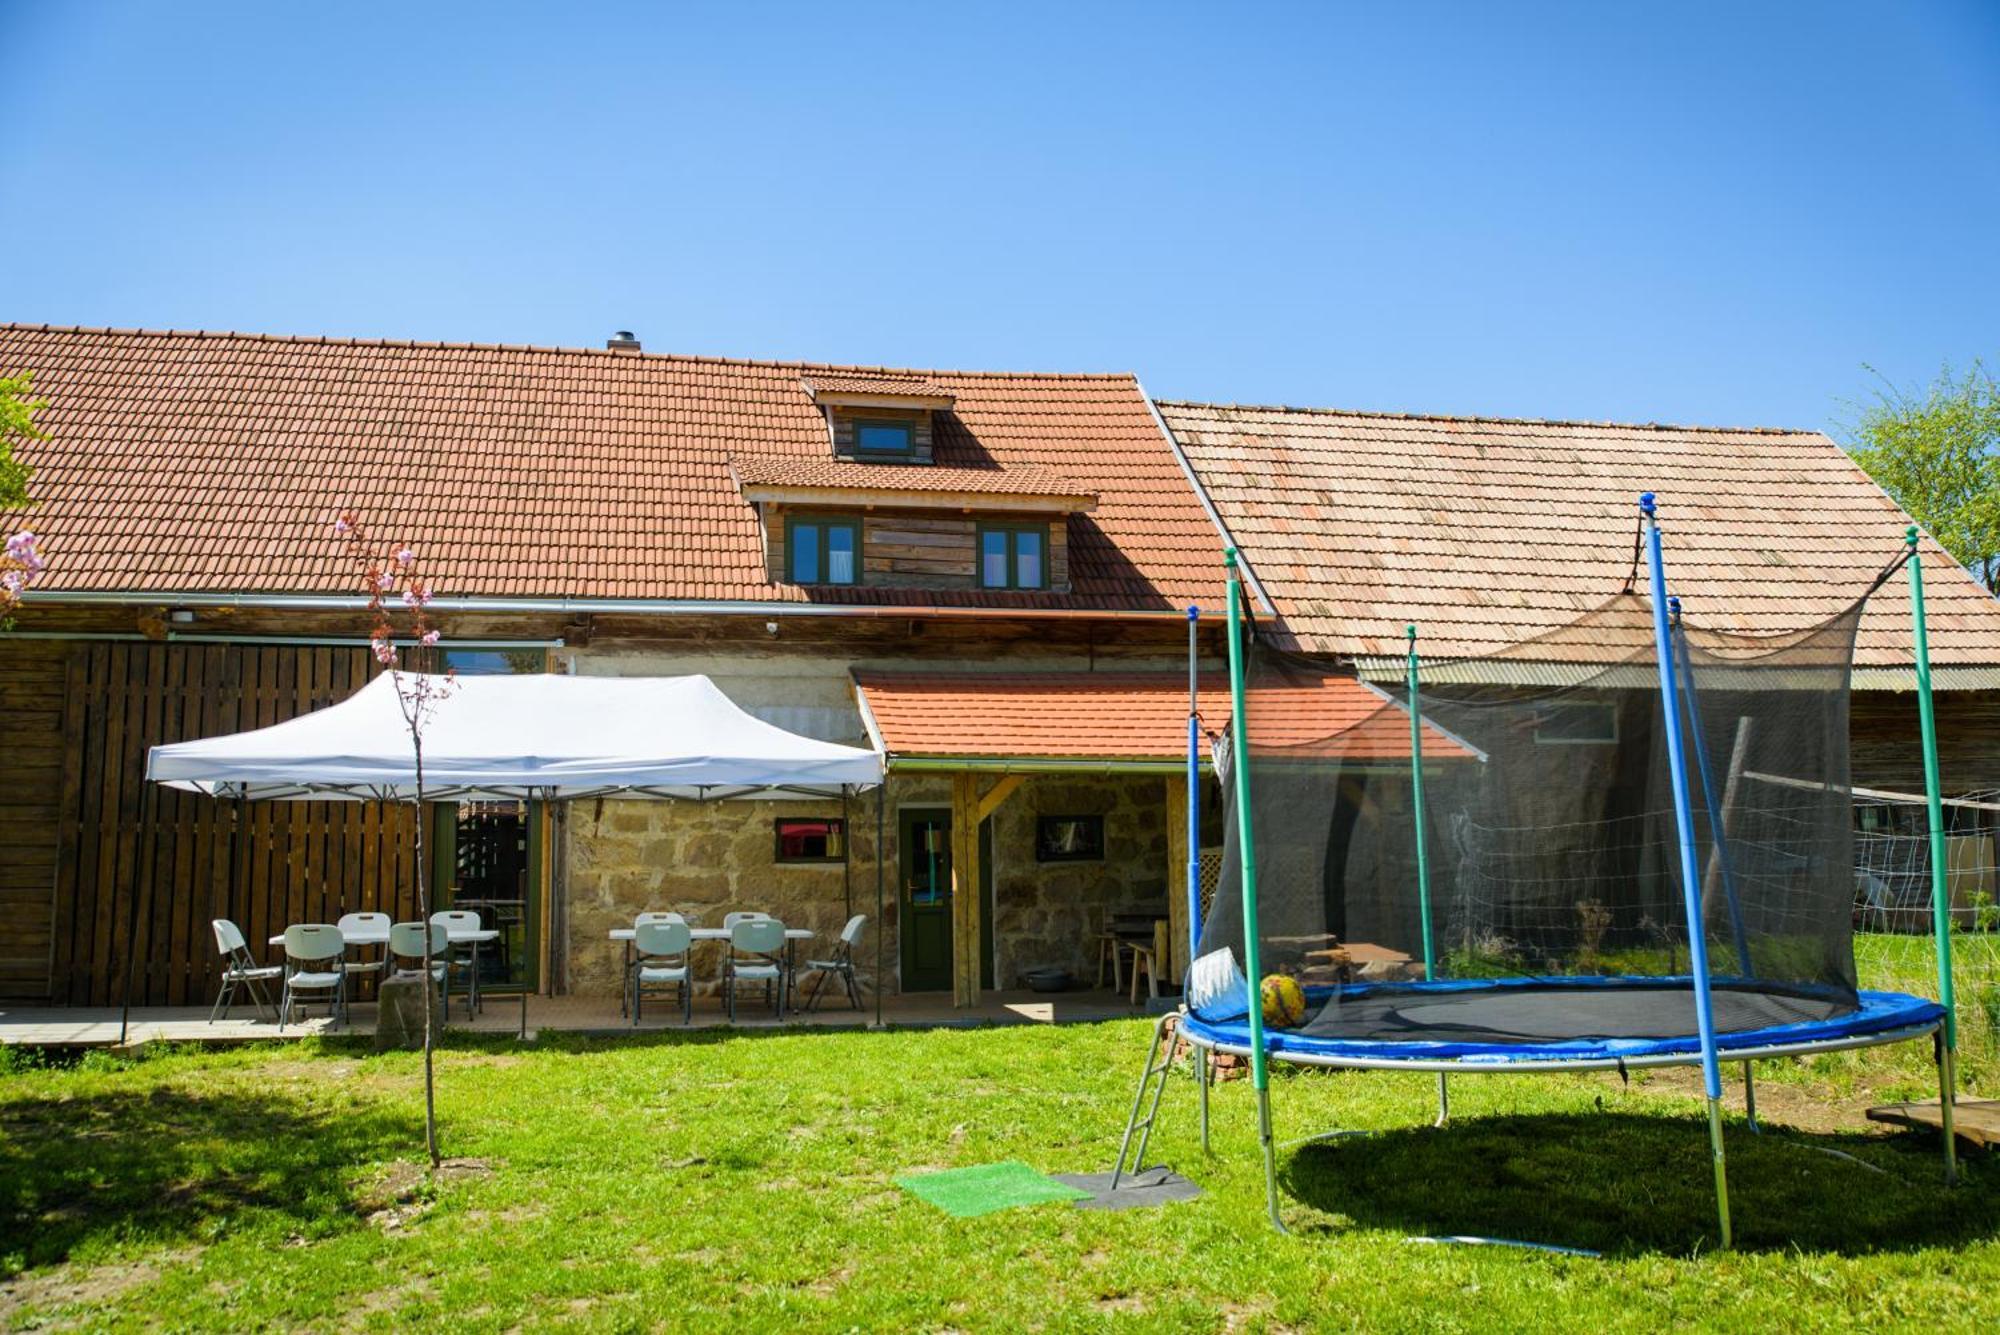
xmin=802 ymin=373 xmax=957 ymax=464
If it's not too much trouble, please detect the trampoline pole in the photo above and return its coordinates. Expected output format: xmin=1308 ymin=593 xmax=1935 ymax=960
xmin=1406 ymin=625 xmax=1447 ymax=1126
xmin=1226 ymin=549 xmax=1287 ymax=1235
xmin=1671 ymin=598 xmax=1754 ymax=979
xmin=1644 ymin=493 xmax=1732 ymax=1250
xmin=1188 ymin=605 xmax=1203 ymax=977
xmin=1198 ymin=1046 xmax=1212 ymax=1152
xmin=1907 ymin=526 xmax=1959 ymax=1185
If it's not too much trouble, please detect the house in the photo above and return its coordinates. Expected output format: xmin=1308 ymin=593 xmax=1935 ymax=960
xmin=1 ymin=324 xmax=1365 ymax=1011
xmin=1155 ymin=399 xmax=2000 ymax=924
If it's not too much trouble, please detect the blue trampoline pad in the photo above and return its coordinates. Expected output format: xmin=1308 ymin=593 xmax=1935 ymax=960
xmin=1182 ymin=976 xmax=1944 ymax=1065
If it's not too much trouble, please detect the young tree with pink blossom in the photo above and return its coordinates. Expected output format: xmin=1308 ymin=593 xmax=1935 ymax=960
xmin=337 ymin=511 xmax=453 ymax=1167
xmin=2 ymin=371 xmax=46 ymax=627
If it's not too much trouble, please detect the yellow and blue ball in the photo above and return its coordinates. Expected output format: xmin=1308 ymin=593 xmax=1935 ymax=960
xmin=1260 ymin=973 xmax=1307 ymax=1028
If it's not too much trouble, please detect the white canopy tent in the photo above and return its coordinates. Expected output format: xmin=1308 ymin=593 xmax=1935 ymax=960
xmin=146 ymin=672 xmax=884 ymax=800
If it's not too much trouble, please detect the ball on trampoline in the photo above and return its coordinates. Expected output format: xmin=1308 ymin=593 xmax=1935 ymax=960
xmin=1260 ymin=974 xmax=1307 ymax=1028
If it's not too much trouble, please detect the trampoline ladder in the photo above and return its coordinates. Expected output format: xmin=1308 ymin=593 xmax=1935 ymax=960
xmin=1112 ymin=1010 xmax=1180 ymax=1189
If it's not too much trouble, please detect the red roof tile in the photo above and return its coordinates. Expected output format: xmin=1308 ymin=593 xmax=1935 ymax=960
xmin=732 ymin=456 xmax=1094 ymax=504
xmin=0 ymin=325 xmax=1224 ymax=610
xmin=801 ymin=373 xmax=953 ymax=402
xmin=1159 ymin=400 xmax=2000 ymax=671
xmin=852 ymin=670 xmax=1469 ymax=761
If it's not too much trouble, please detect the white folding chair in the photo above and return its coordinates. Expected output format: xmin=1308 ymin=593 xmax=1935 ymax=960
xmin=389 ymin=920 xmax=451 ymax=1021
xmin=722 ymin=911 xmax=771 ymax=930
xmin=633 ymin=919 xmax=694 ymax=1026
xmin=803 ymin=914 xmax=869 ymax=1013
xmin=280 ymin=924 xmax=346 ymax=1029
xmin=431 ymin=909 xmax=485 ymax=1014
xmin=209 ymin=919 xmax=282 ymax=1022
xmin=725 ymin=917 xmax=787 ymax=1022
xmin=625 ymin=912 xmax=689 ymax=1015
xmin=337 ymin=911 xmax=393 ymax=982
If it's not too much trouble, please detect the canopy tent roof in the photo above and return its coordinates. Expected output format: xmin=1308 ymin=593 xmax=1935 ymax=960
xmin=147 ymin=672 xmax=884 ymax=801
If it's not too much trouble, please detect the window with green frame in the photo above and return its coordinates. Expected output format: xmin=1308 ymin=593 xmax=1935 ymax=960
xmin=977 ymin=522 xmax=1048 ymax=590
xmin=852 ymin=418 xmax=915 ymax=455
xmin=788 ymin=515 xmax=861 ymax=585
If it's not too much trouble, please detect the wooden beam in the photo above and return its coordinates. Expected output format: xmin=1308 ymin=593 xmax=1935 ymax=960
xmin=950 ymin=773 xmax=981 ymax=1008
xmin=974 ymin=773 xmax=1026 ymax=825
xmin=1164 ymin=774 xmax=1188 ymax=985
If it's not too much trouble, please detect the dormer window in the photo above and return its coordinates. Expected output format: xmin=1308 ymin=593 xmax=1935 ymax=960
xmin=854 ymin=419 xmax=915 ymax=456
xmin=979 ymin=522 xmax=1048 ymax=590
xmin=789 ymin=515 xmax=860 ymax=585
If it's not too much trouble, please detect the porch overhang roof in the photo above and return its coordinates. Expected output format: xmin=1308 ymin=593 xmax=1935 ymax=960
xmin=850 ymin=670 xmax=1474 ymax=772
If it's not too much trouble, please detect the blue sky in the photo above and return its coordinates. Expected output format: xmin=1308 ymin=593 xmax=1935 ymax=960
xmin=5 ymin=1 xmax=1997 ymax=433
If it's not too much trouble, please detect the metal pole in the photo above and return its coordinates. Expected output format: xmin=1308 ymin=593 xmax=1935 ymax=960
xmin=1226 ymin=550 xmax=1286 ymax=1234
xmin=1907 ymin=525 xmax=1959 ymax=1183
xmin=1407 ymin=625 xmax=1449 ymax=1126
xmin=1643 ymin=493 xmax=1732 ymax=1249
xmin=875 ymin=781 xmax=886 ymax=1030
xmin=1187 ymin=605 xmax=1204 ymax=972
xmin=1670 ymin=597 xmax=1754 ymax=978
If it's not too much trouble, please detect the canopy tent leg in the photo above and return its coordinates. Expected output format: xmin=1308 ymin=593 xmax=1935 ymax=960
xmin=1644 ymin=494 xmax=1733 ymax=1250
xmin=874 ymin=782 xmax=886 ymax=1030
xmin=1907 ymin=527 xmax=1959 ymax=1187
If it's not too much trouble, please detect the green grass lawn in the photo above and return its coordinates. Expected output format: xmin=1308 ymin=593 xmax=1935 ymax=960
xmin=3 ymin=936 xmax=1998 ymax=1332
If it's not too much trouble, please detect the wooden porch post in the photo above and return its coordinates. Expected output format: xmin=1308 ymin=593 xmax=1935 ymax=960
xmin=950 ymin=773 xmax=980 ymax=1008
xmin=1164 ymin=773 xmax=1188 ymax=985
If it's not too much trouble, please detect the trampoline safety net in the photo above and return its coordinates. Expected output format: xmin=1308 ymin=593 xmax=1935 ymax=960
xmin=1196 ymin=592 xmax=1866 ymax=1047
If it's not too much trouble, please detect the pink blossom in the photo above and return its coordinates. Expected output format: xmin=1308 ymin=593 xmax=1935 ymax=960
xmin=1 ymin=571 xmax=21 ymax=596
xmin=5 ymin=530 xmax=37 ymax=560
xmin=333 ymin=516 xmax=353 ymax=536
xmin=419 ymin=629 xmax=441 ymax=647
xmin=396 ymin=547 xmax=416 ymax=566
xmin=370 ymin=636 xmax=397 ymax=666
xmin=375 ymin=571 xmax=396 ymax=593
xmin=401 ymin=589 xmax=419 ymax=608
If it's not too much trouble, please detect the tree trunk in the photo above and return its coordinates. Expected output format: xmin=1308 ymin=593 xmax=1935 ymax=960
xmin=414 ymin=724 xmax=440 ymax=1169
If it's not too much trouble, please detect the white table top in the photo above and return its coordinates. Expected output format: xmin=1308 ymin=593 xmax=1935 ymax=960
xmin=609 ymin=926 xmax=813 ymax=942
xmin=269 ymin=926 xmax=499 ymax=948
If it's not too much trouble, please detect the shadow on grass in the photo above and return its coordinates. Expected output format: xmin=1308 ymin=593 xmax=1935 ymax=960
xmin=1280 ymin=1111 xmax=1996 ymax=1256
xmin=0 ymin=1083 xmax=419 ymax=1275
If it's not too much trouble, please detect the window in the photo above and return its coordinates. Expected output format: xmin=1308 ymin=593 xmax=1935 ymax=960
xmin=854 ymin=419 xmax=914 ymax=455
xmin=1036 ymin=815 xmax=1104 ymax=862
xmin=775 ymin=817 xmax=846 ymax=863
xmin=978 ymin=523 xmax=1048 ymax=590
xmin=1533 ymin=701 xmax=1617 ymax=745
xmin=788 ymin=516 xmax=860 ymax=585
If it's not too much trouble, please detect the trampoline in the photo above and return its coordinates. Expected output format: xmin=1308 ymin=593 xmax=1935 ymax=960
xmin=1113 ymin=502 xmax=1964 ymax=1250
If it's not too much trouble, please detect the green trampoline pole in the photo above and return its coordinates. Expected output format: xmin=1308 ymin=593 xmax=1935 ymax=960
xmin=1226 ymin=549 xmax=1285 ymax=1234
xmin=1408 ymin=625 xmax=1448 ymax=1126
xmin=1907 ymin=526 xmax=1959 ymax=1184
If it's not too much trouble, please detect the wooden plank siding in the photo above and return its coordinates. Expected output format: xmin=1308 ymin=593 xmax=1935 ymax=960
xmin=0 ymin=640 xmax=422 ymax=1005
xmin=761 ymin=505 xmax=1072 ymax=593
xmin=1852 ymin=690 xmax=2000 ymax=797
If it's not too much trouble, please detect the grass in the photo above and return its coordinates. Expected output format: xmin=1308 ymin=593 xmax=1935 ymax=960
xmin=0 ymin=938 xmax=1996 ymax=1332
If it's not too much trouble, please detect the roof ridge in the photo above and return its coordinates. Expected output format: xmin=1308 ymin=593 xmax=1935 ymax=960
xmin=1153 ymin=397 xmax=1823 ymax=438
xmin=0 ymin=322 xmax=1134 ymax=383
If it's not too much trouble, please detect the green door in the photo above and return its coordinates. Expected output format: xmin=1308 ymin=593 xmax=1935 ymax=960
xmin=900 ymin=808 xmax=953 ymax=991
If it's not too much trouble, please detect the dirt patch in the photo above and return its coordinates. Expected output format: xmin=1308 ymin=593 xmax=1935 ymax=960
xmin=355 ymin=1156 xmax=496 ymax=1232
xmin=0 ymin=1248 xmax=199 ymax=1324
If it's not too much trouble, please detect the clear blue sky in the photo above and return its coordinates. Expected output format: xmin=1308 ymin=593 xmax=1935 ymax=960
xmin=6 ymin=1 xmax=1997 ymax=433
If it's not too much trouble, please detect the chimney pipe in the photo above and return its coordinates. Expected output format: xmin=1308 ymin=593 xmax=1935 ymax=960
xmin=606 ymin=330 xmax=640 ymax=352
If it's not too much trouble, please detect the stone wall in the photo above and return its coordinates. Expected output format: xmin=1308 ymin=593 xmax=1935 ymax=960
xmin=559 ymin=770 xmax=1177 ymax=998
xmin=985 ymin=775 xmax=1173 ymax=989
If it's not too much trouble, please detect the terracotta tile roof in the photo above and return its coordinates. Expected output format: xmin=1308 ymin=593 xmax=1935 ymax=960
xmin=801 ymin=372 xmax=953 ymax=402
xmin=732 ymin=457 xmax=1094 ymax=504
xmin=1158 ymin=400 xmax=2000 ymax=670
xmin=0 ymin=325 xmax=1224 ymax=610
xmin=852 ymin=670 xmax=1470 ymax=762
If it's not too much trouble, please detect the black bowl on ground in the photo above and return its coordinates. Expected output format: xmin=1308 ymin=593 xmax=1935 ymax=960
xmin=1023 ymin=967 xmax=1073 ymax=994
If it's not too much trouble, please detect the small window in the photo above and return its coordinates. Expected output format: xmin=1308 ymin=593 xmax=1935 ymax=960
xmin=776 ymin=817 xmax=846 ymax=863
xmin=978 ymin=523 xmax=1050 ymax=590
xmin=854 ymin=420 xmax=914 ymax=454
xmin=1534 ymin=702 xmax=1617 ymax=745
xmin=788 ymin=516 xmax=861 ymax=585
xmin=1036 ymin=815 xmax=1104 ymax=862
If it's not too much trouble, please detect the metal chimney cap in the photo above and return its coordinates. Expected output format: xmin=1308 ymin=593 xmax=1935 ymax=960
xmin=606 ymin=330 xmax=641 ymax=351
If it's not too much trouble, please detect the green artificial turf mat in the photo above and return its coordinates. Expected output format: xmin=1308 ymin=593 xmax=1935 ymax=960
xmin=895 ymin=1161 xmax=1091 ymax=1217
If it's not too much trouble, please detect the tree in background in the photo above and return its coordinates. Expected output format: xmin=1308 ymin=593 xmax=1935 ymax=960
xmin=1847 ymin=361 xmax=2000 ymax=593
xmin=2 ymin=371 xmax=48 ymax=624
